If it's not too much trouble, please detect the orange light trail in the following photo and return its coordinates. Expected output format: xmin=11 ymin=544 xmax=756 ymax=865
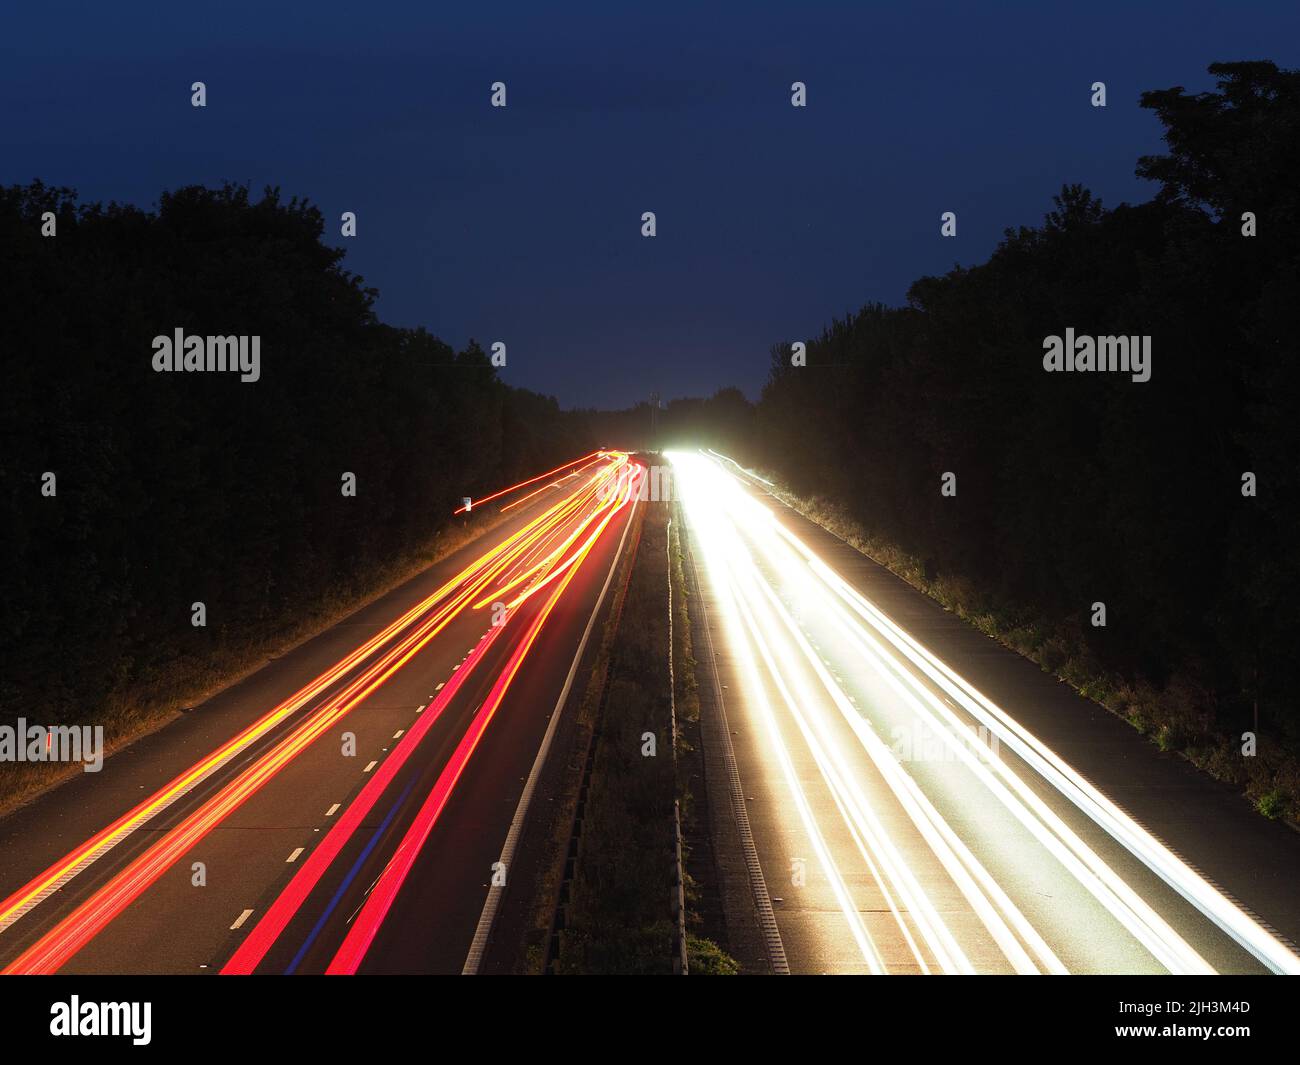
xmin=452 ymin=450 xmax=606 ymax=514
xmin=1 ymin=452 xmax=631 ymax=974
xmin=327 ymin=463 xmax=644 ymax=973
xmin=222 ymin=461 xmax=642 ymax=973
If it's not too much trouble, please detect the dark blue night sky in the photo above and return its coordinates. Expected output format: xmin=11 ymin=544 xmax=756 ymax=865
xmin=5 ymin=1 xmax=1298 ymax=408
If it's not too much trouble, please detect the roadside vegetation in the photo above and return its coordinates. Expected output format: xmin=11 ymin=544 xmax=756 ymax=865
xmin=744 ymin=63 xmax=1300 ymax=824
xmin=760 ymin=481 xmax=1300 ymax=828
xmin=0 ymin=182 xmax=591 ymax=811
xmin=598 ymin=62 xmax=1300 ymax=826
xmin=552 ymin=496 xmax=735 ymax=973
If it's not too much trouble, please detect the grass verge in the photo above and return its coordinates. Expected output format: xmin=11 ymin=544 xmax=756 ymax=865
xmin=537 ymin=494 xmax=736 ymax=973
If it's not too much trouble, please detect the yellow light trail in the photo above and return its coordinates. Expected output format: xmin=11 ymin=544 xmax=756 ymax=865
xmin=0 ymin=452 xmax=631 ymax=972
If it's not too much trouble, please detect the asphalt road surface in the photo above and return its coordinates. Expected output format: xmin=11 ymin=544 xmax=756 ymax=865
xmin=0 ymin=452 xmax=640 ymax=975
xmin=672 ymin=448 xmax=1300 ymax=976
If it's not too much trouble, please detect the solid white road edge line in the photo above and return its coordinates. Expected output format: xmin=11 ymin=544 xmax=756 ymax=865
xmin=461 ymin=492 xmax=641 ymax=975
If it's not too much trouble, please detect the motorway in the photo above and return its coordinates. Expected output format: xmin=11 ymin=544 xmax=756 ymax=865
xmin=671 ymin=449 xmax=1300 ymax=975
xmin=0 ymin=451 xmax=641 ymax=974
xmin=6 ymin=442 xmax=1297 ymax=978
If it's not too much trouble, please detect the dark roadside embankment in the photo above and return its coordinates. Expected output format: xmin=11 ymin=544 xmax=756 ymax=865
xmin=503 ymin=477 xmax=737 ymax=974
xmin=0 ymin=181 xmax=591 ymax=814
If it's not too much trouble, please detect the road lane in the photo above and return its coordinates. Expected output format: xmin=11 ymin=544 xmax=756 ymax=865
xmin=672 ymin=448 xmax=1300 ymax=975
xmin=233 ymin=480 xmax=637 ymax=974
xmin=0 ymin=452 xmax=639 ymax=974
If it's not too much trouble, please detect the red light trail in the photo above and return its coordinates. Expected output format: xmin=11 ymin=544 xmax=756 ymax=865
xmin=2 ymin=452 xmax=639 ymax=975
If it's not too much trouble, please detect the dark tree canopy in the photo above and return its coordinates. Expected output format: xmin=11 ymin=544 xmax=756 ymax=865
xmin=0 ymin=183 xmax=592 ymax=729
xmin=741 ymin=61 xmax=1300 ymax=783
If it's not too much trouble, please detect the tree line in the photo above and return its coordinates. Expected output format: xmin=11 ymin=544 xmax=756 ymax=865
xmin=0 ymin=182 xmax=592 ymax=735
xmin=3 ymin=60 xmax=1296 ymax=813
xmin=709 ymin=61 xmax=1300 ymax=806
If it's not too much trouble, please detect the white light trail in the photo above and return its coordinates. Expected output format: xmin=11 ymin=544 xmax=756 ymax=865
xmin=669 ymin=448 xmax=1300 ymax=975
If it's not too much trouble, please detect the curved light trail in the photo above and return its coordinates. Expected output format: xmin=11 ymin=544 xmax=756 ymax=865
xmin=2 ymin=452 xmax=638 ymax=975
xmin=669 ymin=448 xmax=1300 ymax=976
